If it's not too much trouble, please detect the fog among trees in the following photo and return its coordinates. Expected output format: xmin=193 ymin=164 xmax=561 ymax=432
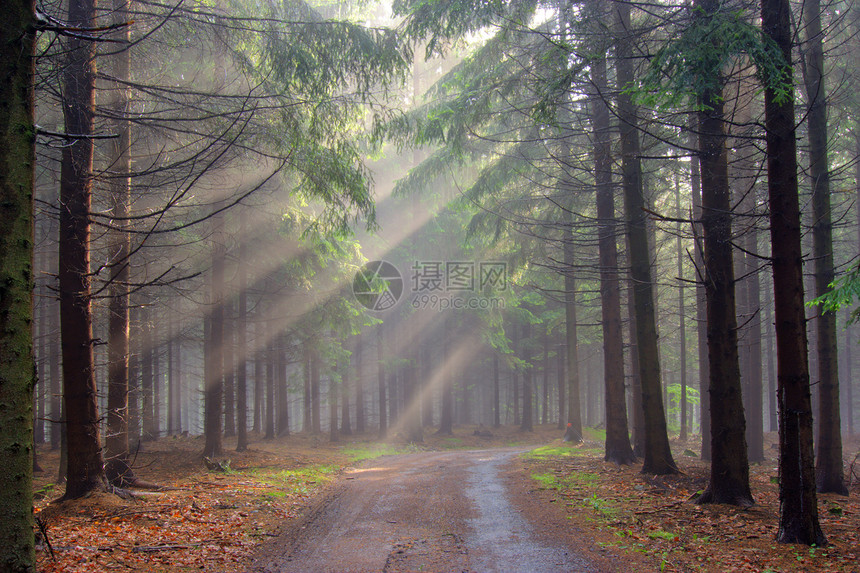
xmin=3 ymin=0 xmax=860 ymax=569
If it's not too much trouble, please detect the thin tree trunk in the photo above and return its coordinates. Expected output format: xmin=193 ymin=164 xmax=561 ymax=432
xmin=311 ymin=344 xmax=321 ymax=434
xmin=762 ymin=0 xmax=827 ymax=545
xmin=675 ymin=174 xmax=688 ymax=442
xmin=355 ymin=334 xmax=365 ymax=433
xmin=520 ymin=322 xmax=534 ymax=432
xmin=329 ymin=368 xmax=339 ymax=442
xmin=59 ymin=0 xmax=106 ymax=498
xmin=104 ymin=25 xmax=132 ymax=472
xmin=378 ymin=324 xmax=388 ymax=436
xmin=689 ymin=122 xmax=710 ymax=460
xmin=695 ymin=0 xmax=752 ymax=504
xmin=236 ymin=211 xmax=249 ymax=451
xmin=265 ymin=326 xmax=274 ymax=439
xmin=141 ymin=305 xmax=154 ymax=441
xmin=804 ymin=0 xmax=847 ymax=496
xmin=253 ymin=318 xmax=262 ymax=434
xmin=223 ymin=303 xmax=235 ymax=438
xmin=204 ymin=210 xmax=226 ymax=457
xmin=591 ymin=36 xmax=634 ymax=463
xmin=563 ymin=216 xmax=583 ymax=442
xmin=494 ymin=352 xmax=501 ymax=428
xmin=277 ymin=333 xmax=289 ymax=436
xmin=614 ymin=1 xmax=676 ymax=475
xmin=341 ymin=354 xmax=352 ymax=435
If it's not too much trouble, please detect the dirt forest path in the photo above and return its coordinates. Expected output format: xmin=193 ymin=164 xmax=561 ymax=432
xmin=250 ymin=448 xmax=608 ymax=573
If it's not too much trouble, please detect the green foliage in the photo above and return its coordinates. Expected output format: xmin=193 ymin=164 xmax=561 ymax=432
xmin=393 ymin=0 xmax=539 ymax=59
xmin=225 ymin=0 xmax=412 ymax=234
xmin=809 ymin=262 xmax=860 ymax=325
xmin=635 ymin=6 xmax=793 ymax=110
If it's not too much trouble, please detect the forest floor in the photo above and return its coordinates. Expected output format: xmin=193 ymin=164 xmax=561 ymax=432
xmin=32 ymin=425 xmax=860 ymax=572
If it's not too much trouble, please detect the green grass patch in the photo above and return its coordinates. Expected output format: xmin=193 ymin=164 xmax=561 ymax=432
xmin=522 ymin=444 xmax=601 ymax=460
xmin=583 ymin=427 xmax=606 ymax=442
xmin=339 ymin=444 xmax=414 ymax=461
xmin=245 ymin=464 xmax=339 ymax=495
xmin=647 ymin=530 xmax=678 ymax=541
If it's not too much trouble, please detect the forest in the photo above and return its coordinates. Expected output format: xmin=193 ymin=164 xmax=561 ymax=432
xmin=1 ymin=0 xmax=860 ymax=571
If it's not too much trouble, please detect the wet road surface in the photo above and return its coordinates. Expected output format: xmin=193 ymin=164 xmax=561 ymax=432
xmin=251 ymin=448 xmax=601 ymax=572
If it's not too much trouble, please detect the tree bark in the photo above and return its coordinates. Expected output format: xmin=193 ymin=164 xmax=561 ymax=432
xmin=563 ymin=214 xmax=583 ymax=442
xmin=591 ymin=39 xmax=634 ymax=463
xmin=236 ymin=211 xmax=249 ymax=451
xmin=688 ymin=122 xmax=710 ymax=460
xmin=438 ymin=318 xmax=452 ymax=434
xmin=204 ymin=211 xmax=225 ymax=457
xmin=355 ymin=334 xmax=365 ymax=433
xmin=762 ymin=0 xmax=827 ymax=545
xmin=277 ymin=332 xmax=289 ymax=436
xmin=264 ymin=326 xmax=274 ymax=440
xmin=378 ymin=323 xmax=388 ymax=436
xmin=614 ymin=1 xmax=676 ymax=475
xmin=520 ymin=321 xmax=534 ymax=432
xmin=60 ymin=0 xmax=108 ymax=499
xmin=0 ymin=0 xmax=37 ymax=566
xmin=675 ymin=174 xmax=688 ymax=442
xmin=104 ymin=0 xmax=132 ymax=471
xmin=695 ymin=0 xmax=752 ymax=504
xmin=803 ymin=0 xmax=848 ymax=496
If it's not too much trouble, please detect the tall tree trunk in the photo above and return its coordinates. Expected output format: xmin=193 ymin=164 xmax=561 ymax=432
xmin=695 ymin=0 xmax=752 ymax=504
xmin=104 ymin=16 xmax=131 ymax=469
xmin=204 ymin=209 xmax=226 ymax=458
xmin=0 ymin=0 xmax=37 ymax=565
xmin=355 ymin=334 xmax=365 ymax=433
xmin=731 ymin=74 xmax=765 ymax=464
xmin=274 ymin=332 xmax=290 ymax=436
xmin=625 ymin=275 xmax=644 ymax=456
xmin=50 ymin=292 xmax=62 ymax=451
xmin=422 ymin=344 xmax=433 ymax=427
xmin=804 ymin=0 xmax=848 ymax=496
xmin=541 ymin=327 xmax=549 ymax=425
xmin=141 ymin=305 xmax=154 ymax=441
xmin=675 ymin=174 xmax=688 ymax=442
xmin=407 ymin=347 xmax=423 ymax=442
xmin=223 ymin=303 xmax=235 ymax=438
xmin=341 ymin=354 xmax=352 ymax=435
xmin=563 ymin=215 xmax=583 ymax=442
xmin=689 ymin=122 xmax=710 ymax=460
xmin=520 ymin=322 xmax=534 ymax=432
xmin=152 ymin=321 xmax=161 ymax=438
xmin=762 ymin=0 xmax=827 ymax=545
xmin=302 ymin=339 xmax=311 ymax=433
xmin=438 ymin=318 xmax=453 ymax=434
xmin=265 ymin=326 xmax=274 ymax=439
xmin=311 ymin=344 xmax=321 ymax=434
xmin=556 ymin=336 xmax=565 ymax=430
xmin=377 ymin=324 xmax=388 ymax=436
xmin=167 ymin=314 xmax=175 ymax=436
xmin=591 ymin=39 xmax=634 ymax=463
xmin=253 ymin=318 xmax=262 ymax=434
xmin=512 ymin=322 xmax=521 ymax=426
xmin=329 ymin=368 xmax=339 ymax=442
xmin=277 ymin=332 xmax=289 ymax=436
xmin=236 ymin=211 xmax=249 ymax=451
xmin=614 ymin=1 xmax=676 ymax=475
xmin=60 ymin=0 xmax=107 ymax=498
xmin=494 ymin=352 xmax=502 ymax=428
